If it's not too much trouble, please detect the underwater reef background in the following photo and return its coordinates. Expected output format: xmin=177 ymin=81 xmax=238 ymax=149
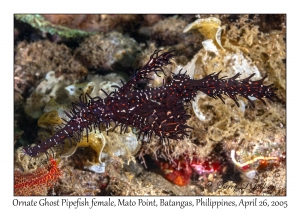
xmin=14 ymin=14 xmax=286 ymax=196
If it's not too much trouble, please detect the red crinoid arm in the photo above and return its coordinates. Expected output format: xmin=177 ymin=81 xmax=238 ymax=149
xmin=14 ymin=157 xmax=61 ymax=196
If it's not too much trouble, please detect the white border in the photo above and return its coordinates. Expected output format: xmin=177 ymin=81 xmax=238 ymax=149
xmin=2 ymin=0 xmax=296 ymax=209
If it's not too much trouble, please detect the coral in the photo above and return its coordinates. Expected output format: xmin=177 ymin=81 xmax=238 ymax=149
xmin=47 ymin=72 xmax=125 ymax=107
xmin=14 ymin=66 xmax=27 ymax=100
xmin=14 ymin=40 xmax=88 ymax=98
xmin=14 ymin=121 xmax=24 ymax=146
xmin=14 ymin=157 xmax=61 ymax=196
xmin=205 ymin=15 xmax=286 ymax=102
xmin=175 ymin=16 xmax=285 ymax=148
xmin=24 ymin=71 xmax=72 ymax=119
xmin=151 ymin=16 xmax=190 ymax=46
xmin=21 ymin=69 xmax=138 ymax=174
xmin=158 ymin=151 xmax=224 ymax=187
xmin=41 ymin=14 xmax=139 ymax=33
xmin=225 ymin=22 xmax=286 ymax=102
xmin=196 ymin=99 xmax=284 ymax=142
xmin=76 ymin=131 xmax=106 ymax=163
xmin=184 ymin=14 xmax=285 ymax=34
xmin=64 ymin=82 xmax=94 ymax=101
xmin=257 ymin=14 xmax=286 ymax=33
xmin=182 ymin=17 xmax=262 ymax=81
xmin=150 ymin=16 xmax=203 ymax=60
xmin=184 ymin=17 xmax=225 ymax=50
xmin=222 ymin=121 xmax=286 ymax=179
xmin=230 ymin=149 xmax=281 ymax=179
xmin=107 ymin=174 xmax=169 ymax=195
xmin=250 ymin=164 xmax=286 ymax=195
xmin=142 ymin=14 xmax=163 ymax=27
xmin=182 ymin=15 xmax=286 ymax=104
xmin=86 ymin=73 xmax=126 ymax=98
xmin=60 ymin=126 xmax=141 ymax=173
xmin=15 ymin=14 xmax=92 ymax=38
xmin=54 ymin=157 xmax=108 ymax=196
xmin=14 ymin=40 xmax=87 ymax=80
xmin=102 ymin=128 xmax=141 ymax=163
xmin=24 ymin=92 xmax=47 ymax=119
xmin=34 ymin=108 xmax=141 ymax=174
xmin=75 ymin=31 xmax=142 ymax=70
xmin=139 ymin=17 xmax=285 ymax=191
xmin=159 ymin=158 xmax=192 ymax=186
xmin=38 ymin=110 xmax=63 ymax=129
xmin=15 ymin=147 xmax=47 ymax=173
xmin=105 ymin=159 xmax=202 ymax=196
xmin=203 ymin=164 xmax=286 ymax=196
